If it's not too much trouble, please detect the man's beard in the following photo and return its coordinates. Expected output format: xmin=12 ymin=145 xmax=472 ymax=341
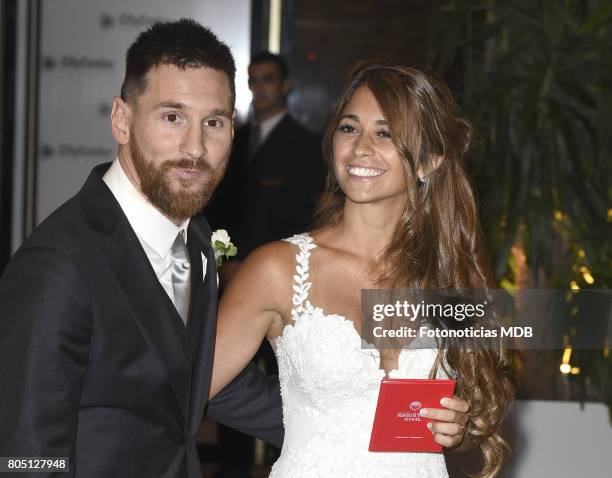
xmin=129 ymin=131 xmax=227 ymax=220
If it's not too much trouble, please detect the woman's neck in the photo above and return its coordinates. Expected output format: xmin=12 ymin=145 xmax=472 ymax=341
xmin=332 ymin=196 xmax=405 ymax=261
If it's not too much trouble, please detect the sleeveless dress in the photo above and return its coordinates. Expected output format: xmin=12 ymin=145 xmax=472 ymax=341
xmin=268 ymin=233 xmax=449 ymax=478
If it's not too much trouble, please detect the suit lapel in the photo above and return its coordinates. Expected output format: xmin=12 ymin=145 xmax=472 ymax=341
xmin=79 ymin=165 xmax=191 ymax=422
xmin=185 ymin=218 xmax=218 ymax=432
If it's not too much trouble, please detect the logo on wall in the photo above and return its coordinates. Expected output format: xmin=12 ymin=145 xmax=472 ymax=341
xmin=40 ymin=144 xmax=55 ymax=159
xmin=98 ymin=103 xmax=112 ymax=118
xmin=40 ymin=144 xmax=113 ymax=161
xmin=100 ymin=12 xmax=171 ymax=30
xmin=100 ymin=13 xmax=115 ymax=29
xmin=42 ymin=56 xmax=57 ymax=71
xmin=41 ymin=55 xmax=115 ymax=71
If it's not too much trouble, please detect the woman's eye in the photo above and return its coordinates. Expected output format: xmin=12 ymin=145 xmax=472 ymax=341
xmin=337 ymin=123 xmax=356 ymax=134
xmin=378 ymin=129 xmax=391 ymax=139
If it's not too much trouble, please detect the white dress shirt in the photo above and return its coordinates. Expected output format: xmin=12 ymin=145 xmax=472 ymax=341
xmin=256 ymin=109 xmax=286 ymax=146
xmin=103 ymin=159 xmax=206 ymax=309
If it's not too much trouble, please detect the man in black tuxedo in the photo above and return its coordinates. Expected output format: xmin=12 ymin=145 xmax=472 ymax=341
xmin=0 ymin=20 xmax=282 ymax=477
xmin=207 ymin=52 xmax=326 ymax=270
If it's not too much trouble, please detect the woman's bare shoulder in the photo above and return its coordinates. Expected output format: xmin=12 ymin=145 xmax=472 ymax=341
xmin=236 ymin=240 xmax=297 ymax=283
xmin=221 ymin=240 xmax=300 ymax=319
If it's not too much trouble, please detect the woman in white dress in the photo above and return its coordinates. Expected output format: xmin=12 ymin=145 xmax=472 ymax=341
xmin=210 ymin=65 xmax=514 ymax=477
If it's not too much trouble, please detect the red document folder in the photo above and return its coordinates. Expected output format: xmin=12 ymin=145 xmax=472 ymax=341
xmin=369 ymin=378 xmax=456 ymax=453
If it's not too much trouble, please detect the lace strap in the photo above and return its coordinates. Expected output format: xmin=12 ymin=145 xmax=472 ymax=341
xmin=283 ymin=233 xmax=317 ymax=317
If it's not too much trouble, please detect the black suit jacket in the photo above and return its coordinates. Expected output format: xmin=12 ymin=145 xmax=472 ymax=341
xmin=207 ymin=114 xmax=326 ymax=258
xmin=0 ymin=164 xmax=283 ymax=477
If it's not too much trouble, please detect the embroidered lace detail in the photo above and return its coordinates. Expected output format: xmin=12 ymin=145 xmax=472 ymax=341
xmin=283 ymin=233 xmax=317 ymax=319
xmin=271 ymin=232 xmax=448 ymax=478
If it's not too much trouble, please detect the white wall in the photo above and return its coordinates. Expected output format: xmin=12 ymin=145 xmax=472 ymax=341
xmin=446 ymin=400 xmax=612 ymax=477
xmin=498 ymin=400 xmax=612 ymax=477
xmin=12 ymin=0 xmax=251 ymax=244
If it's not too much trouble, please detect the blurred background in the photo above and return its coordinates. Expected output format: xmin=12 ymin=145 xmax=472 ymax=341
xmin=1 ymin=0 xmax=610 ymax=476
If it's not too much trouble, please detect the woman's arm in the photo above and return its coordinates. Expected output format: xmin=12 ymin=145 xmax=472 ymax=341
xmin=209 ymin=241 xmax=292 ymax=399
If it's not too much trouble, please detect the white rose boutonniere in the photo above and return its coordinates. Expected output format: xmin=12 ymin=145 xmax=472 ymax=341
xmin=211 ymin=229 xmax=238 ymax=268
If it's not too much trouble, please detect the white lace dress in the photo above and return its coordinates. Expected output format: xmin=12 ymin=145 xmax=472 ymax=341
xmin=269 ymin=233 xmax=449 ymax=478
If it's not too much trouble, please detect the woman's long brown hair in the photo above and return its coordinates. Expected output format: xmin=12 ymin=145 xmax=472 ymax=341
xmin=318 ymin=65 xmax=515 ymax=477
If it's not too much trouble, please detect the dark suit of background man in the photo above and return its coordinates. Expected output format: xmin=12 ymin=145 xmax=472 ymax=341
xmin=207 ymin=51 xmax=326 ymax=277
xmin=0 ymin=20 xmax=282 ymax=478
xmin=205 ymin=52 xmax=325 ymax=478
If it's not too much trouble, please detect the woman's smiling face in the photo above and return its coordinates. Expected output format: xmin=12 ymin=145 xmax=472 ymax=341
xmin=333 ymin=85 xmax=408 ymax=206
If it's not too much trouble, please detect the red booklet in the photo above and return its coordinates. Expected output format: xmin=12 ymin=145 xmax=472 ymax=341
xmin=369 ymin=378 xmax=456 ymax=453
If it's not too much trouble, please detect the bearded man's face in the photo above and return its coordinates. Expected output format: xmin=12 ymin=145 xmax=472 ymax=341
xmin=122 ymin=64 xmax=234 ymax=220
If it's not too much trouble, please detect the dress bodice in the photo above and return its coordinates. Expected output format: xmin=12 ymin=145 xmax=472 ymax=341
xmin=269 ymin=233 xmax=449 ymax=477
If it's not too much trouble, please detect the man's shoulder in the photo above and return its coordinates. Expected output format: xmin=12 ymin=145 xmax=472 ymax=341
xmin=17 ymin=165 xmax=116 ymax=257
xmin=2 ymin=196 xmax=90 ymax=285
xmin=23 ymin=196 xmax=87 ymax=250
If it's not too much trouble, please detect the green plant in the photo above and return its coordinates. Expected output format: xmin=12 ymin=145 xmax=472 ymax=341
xmin=427 ymin=0 xmax=612 ymax=412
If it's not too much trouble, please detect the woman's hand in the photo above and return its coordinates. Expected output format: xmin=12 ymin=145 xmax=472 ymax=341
xmin=419 ymin=396 xmax=470 ymax=449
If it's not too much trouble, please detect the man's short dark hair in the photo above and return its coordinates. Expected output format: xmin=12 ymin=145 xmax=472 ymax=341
xmin=121 ymin=19 xmax=236 ymax=107
xmin=249 ymin=51 xmax=289 ymax=80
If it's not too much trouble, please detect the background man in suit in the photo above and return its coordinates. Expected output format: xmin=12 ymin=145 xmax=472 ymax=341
xmin=207 ymin=52 xmax=326 ymax=281
xmin=206 ymin=51 xmax=326 ymax=478
xmin=0 ymin=19 xmax=282 ymax=478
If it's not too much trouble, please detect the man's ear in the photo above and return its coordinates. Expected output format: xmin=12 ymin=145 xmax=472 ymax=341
xmin=110 ymin=96 xmax=132 ymax=145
